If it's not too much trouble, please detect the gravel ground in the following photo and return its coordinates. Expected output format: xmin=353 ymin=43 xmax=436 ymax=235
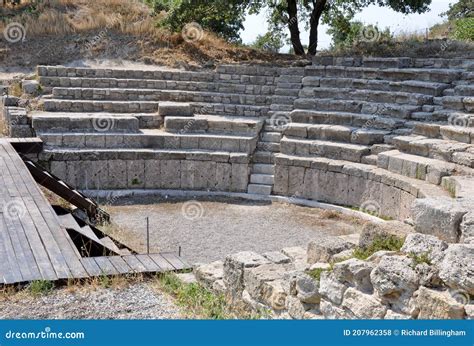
xmin=0 ymin=283 xmax=182 ymax=319
xmin=106 ymin=197 xmax=368 ymax=264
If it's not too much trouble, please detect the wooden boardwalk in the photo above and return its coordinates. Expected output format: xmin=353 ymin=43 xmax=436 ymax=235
xmin=0 ymin=139 xmax=188 ymax=285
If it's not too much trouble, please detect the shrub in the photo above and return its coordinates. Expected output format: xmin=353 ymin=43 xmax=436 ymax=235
xmin=352 ymin=235 xmax=404 ymax=260
xmin=28 ymin=280 xmax=54 ymax=295
xmin=452 ymin=18 xmax=474 ymax=41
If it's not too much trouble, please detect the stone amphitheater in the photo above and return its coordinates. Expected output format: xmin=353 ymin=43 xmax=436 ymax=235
xmin=1 ymin=56 xmax=473 ymax=319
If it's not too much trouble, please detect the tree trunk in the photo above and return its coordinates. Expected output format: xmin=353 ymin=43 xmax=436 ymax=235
xmin=307 ymin=0 xmax=327 ymax=56
xmin=287 ymin=0 xmax=305 ymax=55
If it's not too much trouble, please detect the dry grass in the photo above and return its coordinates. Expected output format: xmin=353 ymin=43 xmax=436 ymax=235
xmin=0 ymin=0 xmax=299 ymax=69
xmin=99 ymin=218 xmax=145 ymax=253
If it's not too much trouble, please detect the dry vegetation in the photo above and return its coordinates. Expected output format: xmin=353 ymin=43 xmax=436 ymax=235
xmin=0 ymin=0 xmax=301 ymax=70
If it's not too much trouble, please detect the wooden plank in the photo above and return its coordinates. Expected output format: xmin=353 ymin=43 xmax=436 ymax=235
xmin=2 ymin=142 xmax=87 ymax=279
xmin=122 ymin=255 xmax=147 ymax=272
xmin=108 ymin=256 xmax=132 ymax=274
xmin=135 ymin=254 xmax=163 ymax=273
xmin=161 ymin=252 xmax=189 ymax=270
xmin=93 ymin=257 xmax=119 ymax=276
xmin=80 ymin=258 xmax=102 ymax=277
xmin=0 ymin=216 xmax=19 ymax=284
xmin=148 ymin=254 xmax=175 ymax=272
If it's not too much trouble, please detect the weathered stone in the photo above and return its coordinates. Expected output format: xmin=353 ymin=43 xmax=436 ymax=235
xmin=366 ymin=250 xmax=397 ymax=262
xmin=341 ymin=287 xmax=387 ymax=319
xmin=411 ymin=197 xmax=468 ymax=243
xmin=286 ymin=296 xmax=306 ymax=319
xmin=244 ymin=263 xmax=290 ymax=301
xmin=158 ymin=101 xmax=192 ymax=116
xmin=319 ymin=271 xmax=347 ymax=305
xmin=332 ymin=258 xmax=374 ymax=293
xmin=212 ymin=279 xmax=227 ymax=294
xmin=438 ymin=244 xmax=474 ymax=295
xmin=263 ymin=251 xmax=291 ymax=264
xmin=281 ymin=246 xmax=308 ymax=271
xmin=460 ymin=212 xmax=474 ymax=244
xmin=176 ymin=272 xmax=197 ymax=284
xmin=260 ymin=279 xmax=287 ymax=310
xmin=401 ymin=233 xmax=448 ymax=264
xmin=384 ymin=310 xmax=411 ymax=319
xmin=22 ymin=80 xmax=40 ymax=95
xmin=295 ymin=273 xmax=320 ymax=304
xmin=223 ymin=251 xmax=270 ymax=294
xmin=195 ymin=260 xmax=224 ymax=290
xmin=307 ymin=236 xmax=355 ymax=264
xmin=303 ymin=310 xmax=324 ymax=319
xmin=370 ymin=255 xmax=419 ymax=313
xmin=332 ymin=249 xmax=354 ymax=262
xmin=309 ymin=262 xmax=331 ymax=271
xmin=465 ymin=305 xmax=474 ymax=319
xmin=410 ymin=287 xmax=465 ymax=319
xmin=320 ymin=299 xmax=351 ymax=319
xmin=359 ymin=221 xmax=413 ymax=249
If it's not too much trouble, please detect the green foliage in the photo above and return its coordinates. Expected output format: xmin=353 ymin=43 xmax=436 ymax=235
xmin=28 ymin=280 xmax=54 ymax=295
xmin=145 ymin=0 xmax=248 ymax=42
xmin=353 ymin=235 xmax=405 ymax=260
xmin=307 ymin=267 xmax=328 ymax=281
xmin=408 ymin=252 xmax=432 ymax=266
xmin=442 ymin=0 xmax=473 ymax=21
xmin=452 ymin=18 xmax=474 ymax=41
xmin=251 ymin=31 xmax=285 ymax=53
xmin=159 ymin=273 xmax=230 ymax=319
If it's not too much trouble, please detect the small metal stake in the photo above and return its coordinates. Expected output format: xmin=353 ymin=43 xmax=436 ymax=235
xmin=178 ymin=246 xmax=182 ymax=257
xmin=146 ymin=216 xmax=150 ymax=254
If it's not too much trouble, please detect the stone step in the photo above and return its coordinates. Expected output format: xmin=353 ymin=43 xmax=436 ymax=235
xmin=414 ymin=123 xmax=474 ymax=143
xmin=454 ymin=85 xmax=474 ymax=96
xmin=250 ymin=173 xmax=274 ymax=185
xmin=290 ymin=110 xmax=405 ymax=130
xmin=29 ymin=111 xmax=161 ymax=129
xmin=158 ymin=101 xmax=192 ymax=117
xmin=300 ymin=87 xmax=433 ymax=106
xmin=305 ymin=65 xmax=463 ymax=84
xmin=39 ymin=129 xmax=258 ymax=153
xmin=361 ymin=154 xmax=378 ymax=166
xmin=31 ymin=113 xmax=141 ymax=133
xmin=51 ymin=87 xmax=271 ymax=106
xmin=377 ymin=150 xmax=464 ymax=185
xmin=247 ymin=183 xmax=273 ymax=195
xmin=391 ymin=134 xmax=474 ymax=168
xmin=274 ymin=88 xmax=300 ymax=97
xmin=257 ymin=142 xmax=280 ymax=152
xmin=39 ymin=76 xmax=275 ymax=96
xmin=43 ymin=99 xmax=159 ymax=113
xmin=280 ymin=137 xmax=371 ymax=163
xmin=252 ymin=163 xmax=274 ymax=175
xmin=271 ymin=95 xmax=296 ymax=105
xmin=442 ymin=96 xmax=474 ymax=112
xmin=284 ymin=123 xmax=389 ymax=145
xmin=164 ymin=114 xmax=263 ymax=135
xmin=253 ymin=151 xmax=275 ymax=164
xmin=294 ymin=98 xmax=420 ymax=119
xmin=42 ymin=99 xmax=269 ymax=117
xmin=261 ymin=132 xmax=282 ymax=142
xmin=276 ymin=82 xmax=302 ymax=90
xmin=269 ymin=103 xmax=293 ymax=112
xmin=302 ymin=77 xmax=449 ymax=96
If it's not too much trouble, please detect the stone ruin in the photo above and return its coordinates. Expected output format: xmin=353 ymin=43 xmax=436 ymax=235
xmin=1 ymin=56 xmax=473 ymax=318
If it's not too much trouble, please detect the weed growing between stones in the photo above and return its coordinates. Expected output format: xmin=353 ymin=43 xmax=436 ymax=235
xmin=157 ymin=273 xmax=231 ymax=319
xmin=27 ymin=280 xmax=54 ymax=296
xmin=408 ymin=252 xmax=432 ymax=267
xmin=352 ymin=235 xmax=404 ymax=260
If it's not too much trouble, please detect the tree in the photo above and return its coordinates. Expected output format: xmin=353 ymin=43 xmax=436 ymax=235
xmin=442 ymin=0 xmax=473 ymax=20
xmin=146 ymin=0 xmax=249 ymax=42
xmin=251 ymin=0 xmax=432 ymax=55
xmin=251 ymin=31 xmax=285 ymax=52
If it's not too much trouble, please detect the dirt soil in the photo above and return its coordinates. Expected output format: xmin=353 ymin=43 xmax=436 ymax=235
xmin=103 ymin=196 xmax=368 ymax=264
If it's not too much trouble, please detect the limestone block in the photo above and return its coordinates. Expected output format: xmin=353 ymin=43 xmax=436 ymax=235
xmin=370 ymin=255 xmax=419 ymax=313
xmin=161 ymin=160 xmax=181 ymax=189
xmin=158 ymin=101 xmax=192 ymax=117
xmin=260 ymin=279 xmax=287 ymax=310
xmin=307 ymin=236 xmax=355 ymax=264
xmin=320 ymin=299 xmax=351 ymax=319
xmin=411 ymin=197 xmax=468 ymax=243
xmin=195 ymin=260 xmax=224 ymax=290
xmin=410 ymin=287 xmax=465 ymax=319
xmin=230 ymin=163 xmax=249 ymax=192
xmin=295 ymin=273 xmax=321 ymax=304
xmin=286 ymin=296 xmax=306 ymax=319
xmin=401 ymin=233 xmax=448 ymax=264
xmin=281 ymin=246 xmax=307 ymax=271
xmin=332 ymin=258 xmax=374 ymax=293
xmin=50 ymin=161 xmax=67 ymax=181
xmin=359 ymin=221 xmax=413 ymax=249
xmin=341 ymin=287 xmax=387 ymax=319
xmin=144 ymin=160 xmax=161 ymax=189
xmin=223 ymin=251 xmax=270 ymax=293
xmin=127 ymin=160 xmax=145 ymax=188
xmin=263 ymin=251 xmax=291 ymax=264
xmin=273 ymin=164 xmax=289 ymax=195
xmin=460 ymin=212 xmax=474 ymax=243
xmin=384 ymin=310 xmax=411 ymax=319
xmin=244 ymin=263 xmax=290 ymax=301
xmin=438 ymin=244 xmax=474 ymax=295
xmin=319 ymin=271 xmax=347 ymax=305
xmin=215 ymin=163 xmax=232 ymax=191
